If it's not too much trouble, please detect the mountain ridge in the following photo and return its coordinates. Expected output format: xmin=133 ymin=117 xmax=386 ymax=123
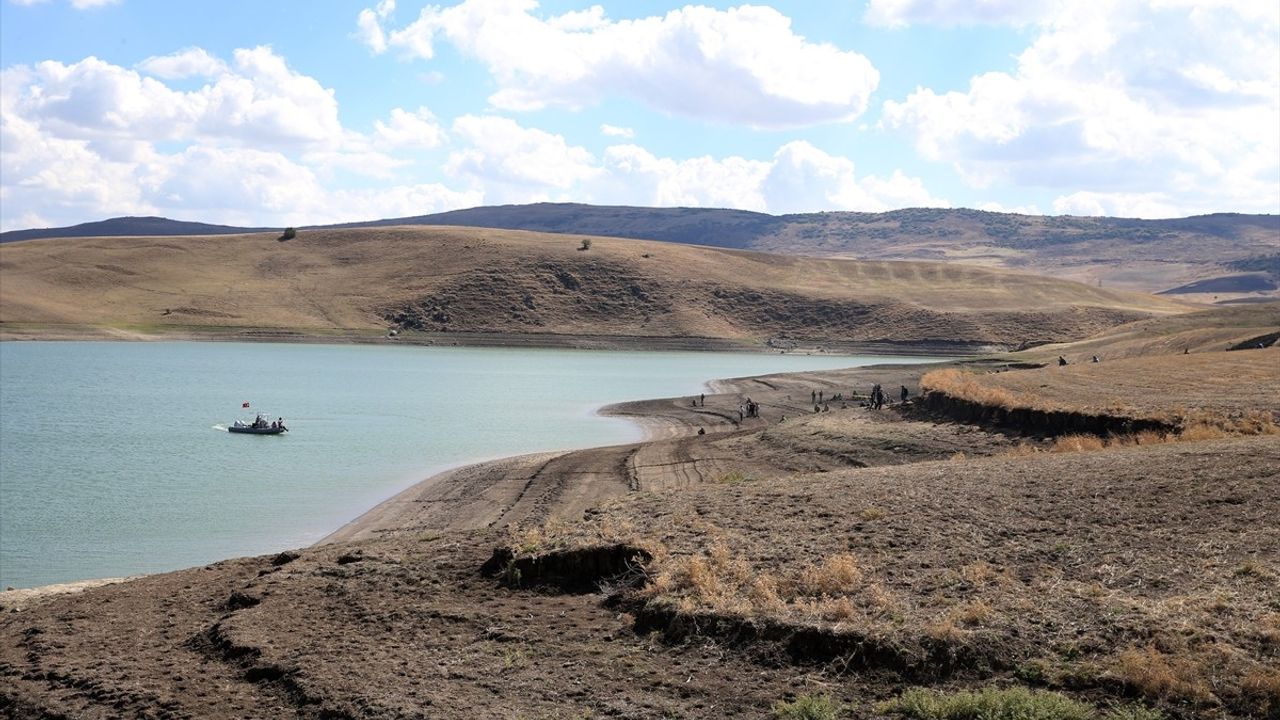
xmin=4 ymin=204 xmax=1277 ymax=296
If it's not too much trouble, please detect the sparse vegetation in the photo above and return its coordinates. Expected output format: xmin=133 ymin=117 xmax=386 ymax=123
xmin=878 ymin=687 xmax=1096 ymax=720
xmin=773 ymin=693 xmax=843 ymax=719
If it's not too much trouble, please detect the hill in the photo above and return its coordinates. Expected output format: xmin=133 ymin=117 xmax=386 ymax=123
xmin=0 ymin=216 xmax=270 ymax=243
xmin=0 ymin=226 xmax=1192 ymax=349
xmin=5 ymin=205 xmax=1276 ymax=297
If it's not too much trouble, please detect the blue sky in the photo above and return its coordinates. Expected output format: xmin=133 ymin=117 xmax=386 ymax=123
xmin=1 ymin=0 xmax=1277 ymax=230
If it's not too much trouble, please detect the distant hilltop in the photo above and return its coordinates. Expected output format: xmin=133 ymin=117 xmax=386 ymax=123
xmin=0 ymin=216 xmax=271 ymax=243
xmin=3 ymin=204 xmax=1278 ymax=297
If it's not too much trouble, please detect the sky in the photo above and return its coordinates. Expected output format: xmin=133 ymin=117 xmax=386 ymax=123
xmin=1 ymin=0 xmax=1278 ymax=231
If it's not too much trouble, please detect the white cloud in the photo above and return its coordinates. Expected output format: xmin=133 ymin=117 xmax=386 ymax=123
xmin=976 ymin=200 xmax=1041 ymax=215
xmin=441 ymin=116 xmax=946 ymax=214
xmin=881 ymin=0 xmax=1280 ymax=216
xmin=446 ymin=115 xmax=601 ymax=197
xmin=761 ymin=141 xmax=949 ymax=213
xmin=137 ymin=48 xmax=228 ymax=79
xmin=9 ymin=48 xmax=346 ymax=149
xmin=600 ymin=124 xmax=634 ymax=139
xmin=373 ymin=106 xmax=445 ymax=149
xmin=0 ymin=49 xmax=469 ymax=229
xmin=360 ymin=1 xmax=879 ymax=128
xmin=596 ymin=144 xmax=769 ymax=210
xmin=356 ymin=0 xmax=396 ymax=54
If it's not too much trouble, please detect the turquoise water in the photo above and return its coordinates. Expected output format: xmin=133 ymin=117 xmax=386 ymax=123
xmin=0 ymin=341 xmax=943 ymax=588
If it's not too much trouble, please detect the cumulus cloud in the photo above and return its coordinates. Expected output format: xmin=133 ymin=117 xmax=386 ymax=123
xmin=441 ymin=116 xmax=946 ymax=213
xmin=358 ymin=1 xmax=879 ymax=128
xmin=446 ymin=115 xmax=601 ymax=197
xmin=7 ymin=48 xmax=344 ymax=149
xmin=356 ymin=0 xmax=396 ymax=54
xmin=0 ymin=48 xmax=468 ymax=229
xmin=880 ymin=0 xmax=1280 ymax=216
xmin=137 ymin=47 xmax=228 ymax=79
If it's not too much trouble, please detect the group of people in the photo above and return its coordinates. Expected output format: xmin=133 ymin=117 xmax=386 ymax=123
xmin=250 ymin=414 xmax=286 ymax=430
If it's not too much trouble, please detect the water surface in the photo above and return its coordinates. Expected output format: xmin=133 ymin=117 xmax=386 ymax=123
xmin=0 ymin=341 xmax=943 ymax=588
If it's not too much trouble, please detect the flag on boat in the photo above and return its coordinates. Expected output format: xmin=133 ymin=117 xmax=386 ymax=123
xmin=242 ymin=402 xmax=250 ymax=408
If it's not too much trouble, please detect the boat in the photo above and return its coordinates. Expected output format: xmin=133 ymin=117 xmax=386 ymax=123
xmin=229 ymin=413 xmax=288 ymax=435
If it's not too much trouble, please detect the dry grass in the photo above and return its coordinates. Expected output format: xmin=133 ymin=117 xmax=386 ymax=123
xmin=0 ymin=226 xmax=1186 ymax=345
xmin=925 ymin=351 xmax=1280 ymax=444
xmin=1111 ymin=647 xmax=1216 ymax=705
xmin=638 ymin=544 xmax=899 ymax=626
xmin=515 ymin=436 xmax=1280 ymax=716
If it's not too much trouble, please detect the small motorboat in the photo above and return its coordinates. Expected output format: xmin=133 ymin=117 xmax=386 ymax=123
xmin=229 ymin=413 xmax=288 ymax=435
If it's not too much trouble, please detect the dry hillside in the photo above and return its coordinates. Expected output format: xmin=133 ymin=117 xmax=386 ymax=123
xmin=0 ymin=226 xmax=1193 ymax=348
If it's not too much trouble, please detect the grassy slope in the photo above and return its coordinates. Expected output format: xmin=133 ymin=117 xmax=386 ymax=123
xmin=0 ymin=225 xmax=1193 ymax=347
xmin=1024 ymin=302 xmax=1280 ymax=359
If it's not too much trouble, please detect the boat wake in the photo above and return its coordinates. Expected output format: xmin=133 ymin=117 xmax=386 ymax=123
xmin=212 ymin=424 xmax=229 ymax=432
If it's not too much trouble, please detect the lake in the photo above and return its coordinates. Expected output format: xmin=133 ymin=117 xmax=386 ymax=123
xmin=0 ymin=341 xmax=944 ymax=589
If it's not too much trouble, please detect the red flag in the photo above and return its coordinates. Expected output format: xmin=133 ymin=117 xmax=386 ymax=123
xmin=242 ymin=402 xmax=250 ymax=408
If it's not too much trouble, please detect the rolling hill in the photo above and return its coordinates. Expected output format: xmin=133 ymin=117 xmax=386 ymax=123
xmin=0 ymin=225 xmax=1194 ymax=349
xmin=5 ymin=204 xmax=1276 ymax=298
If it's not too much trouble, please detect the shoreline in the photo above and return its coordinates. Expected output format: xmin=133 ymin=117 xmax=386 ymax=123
xmin=0 ymin=322 xmax=1000 ymax=357
xmin=317 ymin=359 xmax=968 ymax=546
xmin=1 ymin=341 xmax=976 ymax=599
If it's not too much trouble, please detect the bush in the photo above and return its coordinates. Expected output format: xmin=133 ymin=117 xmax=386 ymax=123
xmin=279 ymin=227 xmax=297 ymax=241
xmin=579 ymin=238 xmax=592 ymax=251
xmin=774 ymin=693 xmax=843 ymax=719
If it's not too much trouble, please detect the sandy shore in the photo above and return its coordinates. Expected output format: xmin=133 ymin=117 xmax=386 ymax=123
xmin=317 ymin=358 xmax=980 ymax=546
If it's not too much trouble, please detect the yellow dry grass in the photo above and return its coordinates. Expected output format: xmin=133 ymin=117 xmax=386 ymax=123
xmin=0 ymin=226 xmax=1190 ymax=343
xmin=923 ymin=350 xmax=1280 ymax=436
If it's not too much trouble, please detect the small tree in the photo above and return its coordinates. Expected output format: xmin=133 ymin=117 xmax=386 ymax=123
xmin=279 ymin=227 xmax=297 ymax=241
xmin=579 ymin=238 xmax=592 ymax=251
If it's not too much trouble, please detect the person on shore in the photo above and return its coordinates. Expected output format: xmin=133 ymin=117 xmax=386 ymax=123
xmin=1058 ymin=355 xmax=1068 ymax=366
xmin=811 ymin=389 xmax=816 ymax=404
xmin=700 ymin=393 xmax=705 ymax=406
xmin=738 ymin=408 xmax=744 ymax=422
xmin=900 ymin=385 xmax=909 ymax=403
xmin=1091 ymin=355 xmax=1100 ymax=363
xmin=697 ymin=427 xmax=705 ymax=435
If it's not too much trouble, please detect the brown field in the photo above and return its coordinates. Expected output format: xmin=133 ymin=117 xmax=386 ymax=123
xmin=922 ymin=348 xmax=1280 ymax=429
xmin=1025 ymin=303 xmax=1280 ymax=360
xmin=0 ymin=226 xmax=1193 ymax=347
xmin=4 ymin=341 xmax=1278 ymax=718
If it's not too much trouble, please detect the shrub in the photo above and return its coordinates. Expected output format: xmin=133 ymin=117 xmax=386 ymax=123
xmin=774 ymin=693 xmax=843 ymax=720
xmin=279 ymin=227 xmax=297 ymax=241
xmin=579 ymin=238 xmax=592 ymax=251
